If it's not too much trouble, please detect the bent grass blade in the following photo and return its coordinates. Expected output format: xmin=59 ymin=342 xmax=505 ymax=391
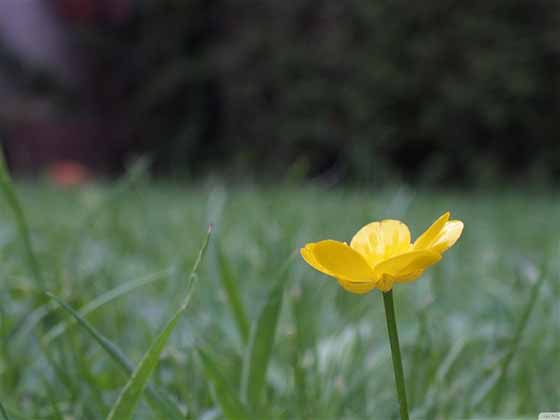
xmin=106 ymin=227 xmax=212 ymax=420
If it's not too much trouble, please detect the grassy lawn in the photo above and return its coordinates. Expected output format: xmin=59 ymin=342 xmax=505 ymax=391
xmin=0 ymin=181 xmax=558 ymax=419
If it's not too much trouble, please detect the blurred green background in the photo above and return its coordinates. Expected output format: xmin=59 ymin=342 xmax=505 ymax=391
xmin=2 ymin=0 xmax=560 ymax=184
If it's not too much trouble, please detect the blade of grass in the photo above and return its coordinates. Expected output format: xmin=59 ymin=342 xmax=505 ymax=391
xmin=43 ymin=267 xmax=173 ymax=345
xmin=11 ymin=300 xmax=57 ymax=346
xmin=217 ymin=246 xmax=250 ymax=344
xmin=469 ymin=265 xmax=547 ymax=412
xmin=106 ymin=298 xmax=189 ymax=420
xmin=197 ymin=349 xmax=250 ymax=420
xmin=45 ymin=292 xmax=184 ymax=420
xmin=0 ymin=403 xmax=27 ymax=420
xmin=240 ymin=254 xmax=294 ymax=410
xmin=0 ymin=148 xmax=43 ymax=286
xmin=490 ymin=268 xmax=547 ymax=412
xmin=0 ymin=402 xmax=10 ymax=420
xmin=421 ymin=337 xmax=467 ymax=413
xmin=289 ymin=276 xmax=319 ymax=415
xmin=470 ymin=369 xmax=501 ymax=410
xmin=106 ymin=226 xmax=211 ymax=420
xmin=290 ymin=310 xmax=308 ymax=415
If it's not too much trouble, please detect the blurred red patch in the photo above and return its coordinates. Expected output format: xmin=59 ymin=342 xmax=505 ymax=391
xmin=47 ymin=161 xmax=91 ymax=187
xmin=56 ymin=0 xmax=132 ymax=24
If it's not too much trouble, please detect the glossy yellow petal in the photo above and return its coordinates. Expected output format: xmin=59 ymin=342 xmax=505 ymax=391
xmin=350 ymin=220 xmax=412 ymax=264
xmin=301 ymin=240 xmax=376 ymax=282
xmin=431 ymin=220 xmax=464 ymax=253
xmin=301 ymin=211 xmax=462 ymax=294
xmin=374 ymin=250 xmax=441 ymax=280
xmin=336 ymin=278 xmax=378 ymax=294
xmin=414 ymin=212 xmax=463 ymax=255
xmin=301 ymin=244 xmax=332 ymax=277
xmin=413 ymin=212 xmax=450 ymax=250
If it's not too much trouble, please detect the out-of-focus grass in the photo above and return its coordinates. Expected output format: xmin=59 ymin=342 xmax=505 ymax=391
xmin=0 ymin=181 xmax=558 ymax=419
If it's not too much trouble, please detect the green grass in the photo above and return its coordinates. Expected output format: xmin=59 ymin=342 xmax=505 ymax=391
xmin=0 ymin=180 xmax=558 ymax=419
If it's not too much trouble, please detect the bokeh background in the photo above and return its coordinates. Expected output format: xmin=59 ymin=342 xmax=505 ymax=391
xmin=2 ymin=0 xmax=560 ymax=184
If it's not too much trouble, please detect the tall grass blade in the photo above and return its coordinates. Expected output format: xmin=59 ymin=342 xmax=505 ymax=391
xmin=0 ymin=403 xmax=26 ymax=420
xmin=0 ymin=148 xmax=43 ymax=286
xmin=289 ymin=280 xmax=312 ymax=414
xmin=490 ymin=268 xmax=547 ymax=412
xmin=11 ymin=301 xmax=57 ymax=346
xmin=241 ymin=255 xmax=293 ymax=410
xmin=469 ymin=265 xmax=547 ymax=412
xmin=43 ymin=268 xmax=172 ymax=345
xmin=421 ymin=337 xmax=467 ymax=413
xmin=106 ymin=226 xmax=211 ymax=420
xmin=46 ymin=292 xmax=134 ymax=371
xmin=46 ymin=292 xmax=184 ymax=420
xmin=0 ymin=402 xmax=10 ymax=420
xmin=470 ymin=369 xmax=501 ymax=409
xmin=106 ymin=301 xmax=187 ymax=420
xmin=217 ymin=247 xmax=250 ymax=344
xmin=197 ymin=349 xmax=250 ymax=420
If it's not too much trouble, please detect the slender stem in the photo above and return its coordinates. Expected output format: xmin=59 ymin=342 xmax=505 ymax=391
xmin=383 ymin=290 xmax=410 ymax=420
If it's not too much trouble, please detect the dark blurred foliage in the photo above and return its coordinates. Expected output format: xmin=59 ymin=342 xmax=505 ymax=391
xmin=4 ymin=0 xmax=560 ymax=184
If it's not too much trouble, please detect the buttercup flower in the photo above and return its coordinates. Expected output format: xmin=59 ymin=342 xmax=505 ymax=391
xmin=301 ymin=212 xmax=463 ymax=293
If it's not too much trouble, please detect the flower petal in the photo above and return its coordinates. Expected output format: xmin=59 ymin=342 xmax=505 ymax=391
xmin=374 ymin=250 xmax=441 ymax=281
xmin=350 ymin=220 xmax=412 ymax=263
xmin=301 ymin=244 xmax=332 ymax=277
xmin=414 ymin=212 xmax=463 ymax=254
xmin=336 ymin=278 xmax=378 ymax=294
xmin=413 ymin=212 xmax=450 ymax=250
xmin=431 ymin=220 xmax=464 ymax=253
xmin=301 ymin=240 xmax=376 ymax=282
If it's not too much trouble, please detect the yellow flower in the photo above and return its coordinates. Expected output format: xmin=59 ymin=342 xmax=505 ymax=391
xmin=301 ymin=212 xmax=463 ymax=293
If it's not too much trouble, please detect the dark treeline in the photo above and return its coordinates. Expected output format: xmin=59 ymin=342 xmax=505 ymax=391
xmin=3 ymin=0 xmax=560 ymax=184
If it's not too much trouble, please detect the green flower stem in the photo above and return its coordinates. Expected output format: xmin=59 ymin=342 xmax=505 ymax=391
xmin=382 ymin=290 xmax=410 ymax=420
